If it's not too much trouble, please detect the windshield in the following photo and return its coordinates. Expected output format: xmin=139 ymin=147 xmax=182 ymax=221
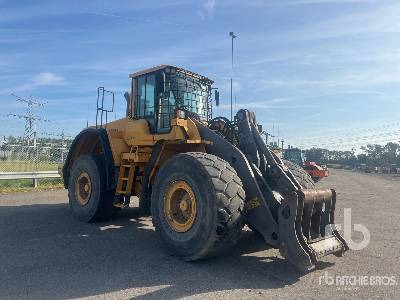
xmin=163 ymin=68 xmax=211 ymax=122
xmin=134 ymin=67 xmax=213 ymax=132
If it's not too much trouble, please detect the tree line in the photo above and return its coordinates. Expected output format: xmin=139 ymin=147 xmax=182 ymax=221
xmin=304 ymin=142 xmax=400 ymax=167
xmin=2 ymin=135 xmax=73 ymax=147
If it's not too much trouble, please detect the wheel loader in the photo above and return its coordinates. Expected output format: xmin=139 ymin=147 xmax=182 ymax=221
xmin=283 ymin=147 xmax=330 ymax=182
xmin=63 ymin=65 xmax=348 ymax=272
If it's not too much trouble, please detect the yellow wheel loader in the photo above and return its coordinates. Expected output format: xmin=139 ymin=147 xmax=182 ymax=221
xmin=63 ymin=65 xmax=348 ymax=272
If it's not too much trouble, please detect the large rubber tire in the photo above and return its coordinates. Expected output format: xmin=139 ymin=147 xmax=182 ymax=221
xmin=283 ymin=159 xmax=315 ymax=189
xmin=151 ymin=152 xmax=245 ymax=261
xmin=68 ymin=155 xmax=115 ymax=222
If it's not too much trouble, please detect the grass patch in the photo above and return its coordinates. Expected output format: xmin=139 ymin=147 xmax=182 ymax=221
xmin=0 ymin=178 xmax=64 ymax=194
xmin=0 ymin=160 xmax=64 ymax=193
xmin=0 ymin=160 xmax=59 ymax=172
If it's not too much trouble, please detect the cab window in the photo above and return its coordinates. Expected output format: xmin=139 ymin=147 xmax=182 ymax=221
xmin=136 ymin=74 xmax=156 ymax=129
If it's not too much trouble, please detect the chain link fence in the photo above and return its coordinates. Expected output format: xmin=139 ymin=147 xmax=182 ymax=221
xmin=0 ymin=142 xmax=71 ymax=190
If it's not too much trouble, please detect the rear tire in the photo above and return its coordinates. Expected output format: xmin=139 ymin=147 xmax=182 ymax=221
xmin=68 ymin=155 xmax=115 ymax=222
xmin=151 ymin=152 xmax=245 ymax=261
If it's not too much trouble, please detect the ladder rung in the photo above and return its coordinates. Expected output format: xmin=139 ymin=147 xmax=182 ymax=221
xmin=121 ymin=164 xmax=131 ymax=167
xmin=120 ymin=177 xmax=129 ymax=180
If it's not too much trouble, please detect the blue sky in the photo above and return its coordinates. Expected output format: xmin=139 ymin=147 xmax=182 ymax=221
xmin=1 ymin=0 xmax=400 ymax=149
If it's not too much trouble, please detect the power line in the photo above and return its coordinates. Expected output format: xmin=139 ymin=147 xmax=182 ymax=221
xmin=7 ymin=94 xmax=49 ymax=146
xmin=11 ymin=93 xmax=47 ymax=107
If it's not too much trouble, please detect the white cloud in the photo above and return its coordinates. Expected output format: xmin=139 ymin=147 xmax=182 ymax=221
xmin=32 ymin=72 xmax=64 ymax=86
xmin=285 ymin=2 xmax=400 ymax=41
xmin=204 ymin=0 xmax=216 ymax=14
xmin=220 ymin=3 xmax=400 ymax=98
xmin=257 ymin=65 xmax=400 ymax=91
xmin=0 ymin=72 xmax=65 ymax=95
xmin=198 ymin=0 xmax=216 ymax=19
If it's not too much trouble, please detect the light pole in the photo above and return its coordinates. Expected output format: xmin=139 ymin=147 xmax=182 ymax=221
xmin=229 ymin=31 xmax=237 ymax=121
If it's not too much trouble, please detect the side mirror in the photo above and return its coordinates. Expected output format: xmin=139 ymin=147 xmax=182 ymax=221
xmin=124 ymin=92 xmax=130 ymax=117
xmin=215 ymin=90 xmax=220 ymax=107
xmin=124 ymin=91 xmax=130 ymax=104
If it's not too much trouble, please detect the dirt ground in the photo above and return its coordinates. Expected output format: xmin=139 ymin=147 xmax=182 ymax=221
xmin=0 ymin=169 xmax=399 ymax=299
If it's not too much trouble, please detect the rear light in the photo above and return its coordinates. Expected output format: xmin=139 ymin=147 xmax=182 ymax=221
xmin=176 ymin=109 xmax=186 ymax=119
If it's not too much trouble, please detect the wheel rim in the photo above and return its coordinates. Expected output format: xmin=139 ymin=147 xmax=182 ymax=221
xmin=75 ymin=172 xmax=92 ymax=206
xmin=164 ymin=180 xmax=197 ymax=233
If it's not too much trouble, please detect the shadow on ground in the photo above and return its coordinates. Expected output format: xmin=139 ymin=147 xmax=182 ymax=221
xmin=0 ymin=202 xmax=332 ymax=299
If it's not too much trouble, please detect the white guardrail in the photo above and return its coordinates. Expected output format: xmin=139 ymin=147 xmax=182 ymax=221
xmin=0 ymin=171 xmax=61 ymax=188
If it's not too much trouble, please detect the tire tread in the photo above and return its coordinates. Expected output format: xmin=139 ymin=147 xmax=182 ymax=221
xmin=183 ymin=152 xmax=245 ymax=260
xmin=283 ymin=159 xmax=315 ymax=189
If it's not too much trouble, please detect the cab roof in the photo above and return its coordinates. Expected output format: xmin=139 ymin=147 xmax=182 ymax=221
xmin=129 ymin=65 xmax=214 ymax=84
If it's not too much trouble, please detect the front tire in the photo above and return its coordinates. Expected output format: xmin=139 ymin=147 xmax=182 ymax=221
xmin=151 ymin=152 xmax=245 ymax=261
xmin=283 ymin=159 xmax=315 ymax=189
xmin=68 ymin=155 xmax=115 ymax=222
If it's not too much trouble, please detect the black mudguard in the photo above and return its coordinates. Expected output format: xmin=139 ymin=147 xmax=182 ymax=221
xmin=63 ymin=128 xmax=115 ymax=191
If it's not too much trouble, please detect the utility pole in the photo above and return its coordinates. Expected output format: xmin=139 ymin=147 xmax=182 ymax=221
xmin=277 ymin=125 xmax=280 ymax=149
xmin=272 ymin=123 xmax=275 ymax=145
xmin=264 ymin=132 xmax=275 ymax=145
xmin=8 ymin=94 xmax=49 ymax=187
xmin=229 ymin=31 xmax=237 ymax=122
xmin=234 ymin=94 xmax=237 ymax=113
xmin=8 ymin=94 xmax=48 ymax=146
xmin=86 ymin=104 xmax=90 ymax=128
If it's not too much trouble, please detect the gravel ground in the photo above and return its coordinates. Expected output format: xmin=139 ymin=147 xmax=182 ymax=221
xmin=0 ymin=169 xmax=399 ymax=299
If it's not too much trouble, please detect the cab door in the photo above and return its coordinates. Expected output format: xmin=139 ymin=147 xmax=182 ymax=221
xmin=136 ymin=73 xmax=156 ymax=132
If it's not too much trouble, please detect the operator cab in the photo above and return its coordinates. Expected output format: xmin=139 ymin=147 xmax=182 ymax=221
xmin=284 ymin=148 xmax=305 ymax=166
xmin=128 ymin=65 xmax=217 ymax=133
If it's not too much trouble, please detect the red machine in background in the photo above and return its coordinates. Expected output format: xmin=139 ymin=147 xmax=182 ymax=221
xmin=303 ymin=161 xmax=330 ymax=182
xmin=283 ymin=147 xmax=329 ymax=182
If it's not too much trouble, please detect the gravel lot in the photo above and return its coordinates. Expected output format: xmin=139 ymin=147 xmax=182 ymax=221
xmin=0 ymin=169 xmax=399 ymax=299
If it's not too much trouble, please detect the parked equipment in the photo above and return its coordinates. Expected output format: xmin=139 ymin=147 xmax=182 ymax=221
xmin=284 ymin=147 xmax=330 ymax=182
xmin=63 ymin=65 xmax=348 ymax=272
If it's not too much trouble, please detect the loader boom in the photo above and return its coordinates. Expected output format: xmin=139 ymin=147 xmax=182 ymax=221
xmin=198 ymin=109 xmax=348 ymax=271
